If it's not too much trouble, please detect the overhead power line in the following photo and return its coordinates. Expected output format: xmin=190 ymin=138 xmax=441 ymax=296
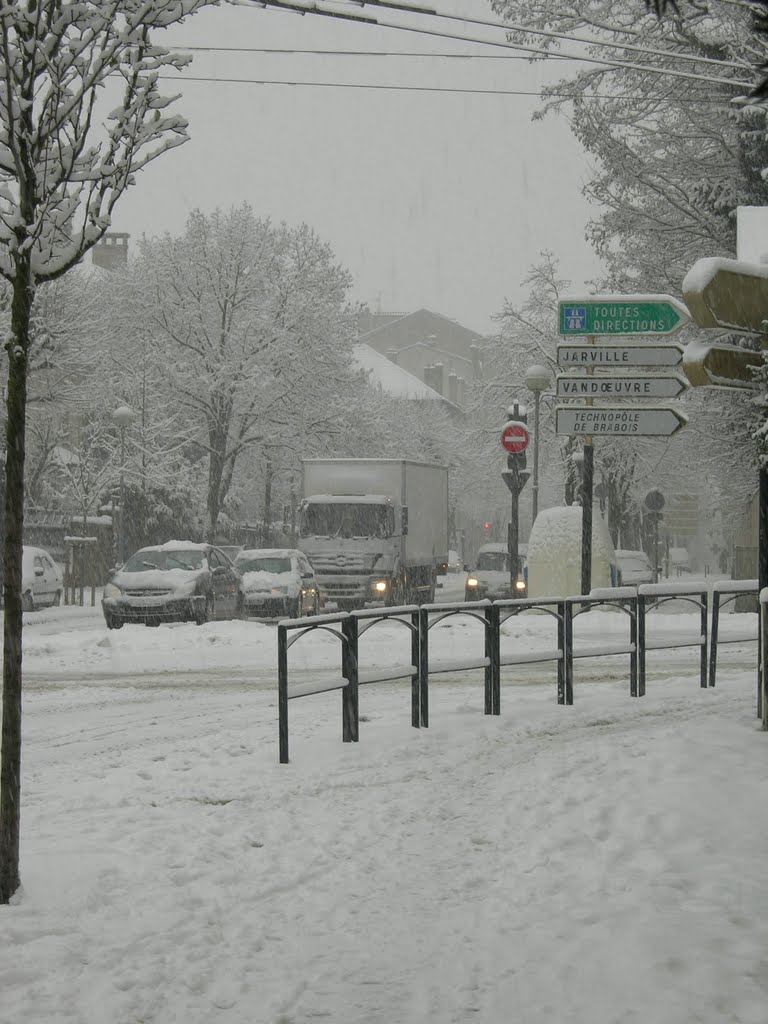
xmin=342 ymin=0 xmax=750 ymax=73
xmin=174 ymin=45 xmax=571 ymax=61
xmin=245 ymin=0 xmax=754 ymax=90
xmin=163 ymin=73 xmax=735 ymax=103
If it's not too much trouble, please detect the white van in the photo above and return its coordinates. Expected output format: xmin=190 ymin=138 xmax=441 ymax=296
xmin=526 ymin=505 xmax=618 ymax=598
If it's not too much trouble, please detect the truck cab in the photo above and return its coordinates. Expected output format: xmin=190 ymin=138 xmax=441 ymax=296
xmin=298 ymin=494 xmax=400 ymax=609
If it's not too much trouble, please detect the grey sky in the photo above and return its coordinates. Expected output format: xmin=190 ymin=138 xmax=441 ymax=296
xmin=116 ymin=1 xmax=602 ymax=335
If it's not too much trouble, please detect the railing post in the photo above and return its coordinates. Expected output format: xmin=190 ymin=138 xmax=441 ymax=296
xmin=341 ymin=616 xmax=359 ymax=743
xmin=709 ymin=589 xmax=720 ymax=688
xmin=629 ymin=594 xmax=638 ymax=697
xmin=557 ymin=600 xmax=566 ymax=705
xmin=419 ymin=606 xmax=429 ymax=727
xmin=411 ymin=608 xmax=420 ymax=728
xmin=700 ymin=589 xmax=708 ymax=689
xmin=563 ymin=599 xmax=574 ymax=705
xmin=278 ymin=623 xmax=289 ymax=764
xmin=761 ymin=593 xmax=765 ymax=720
xmin=485 ymin=603 xmax=501 ymax=715
xmin=637 ymin=592 xmax=646 ymax=697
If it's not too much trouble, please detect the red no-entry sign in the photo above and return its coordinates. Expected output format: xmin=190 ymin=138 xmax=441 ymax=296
xmin=501 ymin=420 xmax=530 ymax=454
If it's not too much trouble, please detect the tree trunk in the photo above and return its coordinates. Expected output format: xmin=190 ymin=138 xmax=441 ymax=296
xmin=0 ymin=256 xmax=31 ymax=904
xmin=207 ymin=447 xmax=225 ymax=543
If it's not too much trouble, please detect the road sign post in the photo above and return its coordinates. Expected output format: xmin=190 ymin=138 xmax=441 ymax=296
xmin=682 ymin=257 xmax=768 ymax=722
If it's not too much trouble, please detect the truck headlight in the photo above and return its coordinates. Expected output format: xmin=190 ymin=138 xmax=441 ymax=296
xmin=373 ymin=580 xmax=388 ymax=593
xmin=466 ymin=577 xmax=479 ymax=588
xmin=515 ymin=578 xmax=527 ymax=591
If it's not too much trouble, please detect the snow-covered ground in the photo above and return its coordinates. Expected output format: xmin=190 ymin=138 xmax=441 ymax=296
xmin=2 ymin=582 xmax=767 ymax=1024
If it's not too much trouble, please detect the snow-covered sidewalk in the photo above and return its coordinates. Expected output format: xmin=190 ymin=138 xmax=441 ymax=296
xmin=1 ymin=608 xmax=766 ymax=1023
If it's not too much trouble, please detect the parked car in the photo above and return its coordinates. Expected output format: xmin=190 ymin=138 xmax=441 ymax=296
xmin=102 ymin=541 xmax=242 ymax=629
xmin=22 ymin=546 xmax=64 ymax=611
xmin=465 ymin=543 xmax=527 ymax=601
xmin=616 ymin=549 xmax=655 ymax=586
xmin=235 ymin=547 xmax=322 ymax=618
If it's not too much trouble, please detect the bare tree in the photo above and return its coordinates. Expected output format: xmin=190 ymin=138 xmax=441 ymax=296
xmin=0 ymin=0 xmax=218 ymax=904
xmin=129 ymin=206 xmax=359 ymax=541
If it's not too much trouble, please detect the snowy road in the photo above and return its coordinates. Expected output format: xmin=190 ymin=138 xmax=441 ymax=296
xmin=3 ymin=598 xmax=767 ymax=1024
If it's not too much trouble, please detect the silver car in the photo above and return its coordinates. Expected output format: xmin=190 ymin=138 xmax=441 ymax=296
xmin=236 ymin=548 xmax=321 ymax=618
xmin=102 ymin=542 xmax=242 ymax=629
xmin=22 ymin=546 xmax=64 ymax=611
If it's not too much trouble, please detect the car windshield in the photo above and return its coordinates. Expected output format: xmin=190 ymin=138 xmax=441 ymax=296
xmin=122 ymin=548 xmax=205 ymax=572
xmin=299 ymin=502 xmax=392 ymax=539
xmin=477 ymin=551 xmax=510 ymax=572
xmin=236 ymin=556 xmax=292 ymax=574
xmin=620 ymin=556 xmax=650 ymax=571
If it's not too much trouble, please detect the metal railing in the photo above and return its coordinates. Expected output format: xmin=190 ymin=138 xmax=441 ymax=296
xmin=709 ymin=580 xmax=759 ymax=689
xmin=637 ymin=582 xmax=709 ymax=690
xmin=277 ymin=583 xmax=759 ymax=760
xmin=277 ymin=606 xmax=420 ymax=764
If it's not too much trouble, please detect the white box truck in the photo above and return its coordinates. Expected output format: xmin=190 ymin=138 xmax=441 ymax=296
xmin=298 ymin=459 xmax=449 ymax=610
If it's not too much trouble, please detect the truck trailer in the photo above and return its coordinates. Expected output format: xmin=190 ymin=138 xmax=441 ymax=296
xmin=297 ymin=459 xmax=449 ymax=610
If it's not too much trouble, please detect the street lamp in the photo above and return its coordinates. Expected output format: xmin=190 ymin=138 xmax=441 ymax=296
xmin=524 ymin=363 xmax=551 ymax=524
xmin=112 ymin=404 xmax=135 ymax=564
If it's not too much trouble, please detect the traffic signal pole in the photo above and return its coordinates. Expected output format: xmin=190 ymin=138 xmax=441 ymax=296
xmin=508 ymin=466 xmax=519 ymax=595
xmin=501 ymin=403 xmax=530 ymax=594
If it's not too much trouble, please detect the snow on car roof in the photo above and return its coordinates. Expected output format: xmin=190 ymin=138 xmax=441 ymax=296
xmin=237 ymin=548 xmax=300 ymax=559
xmin=146 ymin=540 xmax=208 ymax=551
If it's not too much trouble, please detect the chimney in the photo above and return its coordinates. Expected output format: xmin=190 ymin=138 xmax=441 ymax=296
xmin=386 ymin=349 xmax=399 ymax=364
xmin=432 ymin=362 xmax=444 ymax=395
xmin=92 ymin=232 xmax=129 ymax=270
xmin=470 ymin=343 xmax=483 ymax=380
xmin=448 ymin=371 xmax=459 ymax=404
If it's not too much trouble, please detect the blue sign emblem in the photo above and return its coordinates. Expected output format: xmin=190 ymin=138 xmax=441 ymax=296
xmin=564 ymin=306 xmax=586 ymax=331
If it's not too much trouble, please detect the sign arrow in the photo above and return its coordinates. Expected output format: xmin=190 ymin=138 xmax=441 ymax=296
xmin=556 ymin=373 xmax=688 ymax=399
xmin=682 ymin=258 xmax=768 ymax=335
xmin=558 ymin=294 xmax=690 ymax=337
xmin=557 ymin=343 xmax=684 ymax=368
xmin=682 ymin=338 xmax=763 ymax=388
xmin=555 ymin=405 xmax=688 ymax=437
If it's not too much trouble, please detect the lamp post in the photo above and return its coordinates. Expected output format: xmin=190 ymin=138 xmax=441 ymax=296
xmin=524 ymin=363 xmax=551 ymax=525
xmin=112 ymin=404 xmax=135 ymax=564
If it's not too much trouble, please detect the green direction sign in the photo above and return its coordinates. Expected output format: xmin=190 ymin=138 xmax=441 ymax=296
xmin=558 ymin=295 xmax=690 ymax=337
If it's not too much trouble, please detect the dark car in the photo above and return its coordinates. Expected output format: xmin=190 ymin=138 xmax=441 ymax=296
xmin=102 ymin=541 xmax=242 ymax=629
